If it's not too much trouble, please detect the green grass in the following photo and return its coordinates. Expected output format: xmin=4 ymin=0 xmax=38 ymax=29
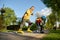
xmin=42 ymin=29 xmax=60 ymax=40
xmin=0 ymin=29 xmax=8 ymax=32
xmin=0 ymin=28 xmax=14 ymax=32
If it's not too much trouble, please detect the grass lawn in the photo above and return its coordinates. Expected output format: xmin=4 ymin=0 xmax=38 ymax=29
xmin=42 ymin=29 xmax=60 ymax=40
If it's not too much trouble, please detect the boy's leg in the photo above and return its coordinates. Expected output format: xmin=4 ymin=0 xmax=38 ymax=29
xmin=38 ymin=23 xmax=41 ymax=33
xmin=40 ymin=25 xmax=44 ymax=33
xmin=27 ymin=20 xmax=32 ymax=32
xmin=40 ymin=25 xmax=42 ymax=32
xmin=37 ymin=23 xmax=40 ymax=32
xmin=17 ymin=19 xmax=25 ymax=34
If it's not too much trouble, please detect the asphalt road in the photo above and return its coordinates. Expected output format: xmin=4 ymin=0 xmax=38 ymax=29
xmin=0 ymin=32 xmax=41 ymax=40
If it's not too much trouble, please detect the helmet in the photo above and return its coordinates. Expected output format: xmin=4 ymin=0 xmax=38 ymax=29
xmin=41 ymin=16 xmax=46 ymax=20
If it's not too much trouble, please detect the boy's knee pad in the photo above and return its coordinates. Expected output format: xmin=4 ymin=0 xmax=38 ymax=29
xmin=28 ymin=22 xmax=32 ymax=25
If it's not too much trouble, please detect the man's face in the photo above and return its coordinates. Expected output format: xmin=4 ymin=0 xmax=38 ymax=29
xmin=31 ymin=7 xmax=34 ymax=11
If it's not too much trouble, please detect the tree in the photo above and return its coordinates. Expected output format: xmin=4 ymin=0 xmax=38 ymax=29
xmin=0 ymin=16 xmax=3 ymax=31
xmin=4 ymin=7 xmax=17 ymax=26
xmin=41 ymin=0 xmax=60 ymax=21
xmin=0 ymin=7 xmax=17 ymax=31
xmin=41 ymin=0 xmax=60 ymax=28
xmin=41 ymin=0 xmax=60 ymax=11
xmin=17 ymin=17 xmax=22 ymax=25
xmin=46 ymin=13 xmax=56 ymax=29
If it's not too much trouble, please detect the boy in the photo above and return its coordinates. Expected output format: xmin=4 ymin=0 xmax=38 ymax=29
xmin=36 ymin=17 xmax=42 ymax=33
xmin=40 ymin=16 xmax=46 ymax=33
xmin=17 ymin=6 xmax=35 ymax=34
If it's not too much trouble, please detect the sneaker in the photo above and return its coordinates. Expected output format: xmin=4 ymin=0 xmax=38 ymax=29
xmin=27 ymin=29 xmax=32 ymax=33
xmin=17 ymin=29 xmax=24 ymax=34
xmin=40 ymin=31 xmax=44 ymax=33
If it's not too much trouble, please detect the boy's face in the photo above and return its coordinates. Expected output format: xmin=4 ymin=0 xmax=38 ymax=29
xmin=31 ymin=7 xmax=34 ymax=11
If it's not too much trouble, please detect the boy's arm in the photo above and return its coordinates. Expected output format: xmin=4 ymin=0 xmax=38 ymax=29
xmin=26 ymin=9 xmax=30 ymax=15
xmin=31 ymin=13 xmax=33 ymax=15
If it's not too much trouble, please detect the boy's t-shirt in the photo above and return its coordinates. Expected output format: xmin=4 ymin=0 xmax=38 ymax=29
xmin=36 ymin=18 xmax=42 ymax=24
xmin=23 ymin=9 xmax=33 ymax=20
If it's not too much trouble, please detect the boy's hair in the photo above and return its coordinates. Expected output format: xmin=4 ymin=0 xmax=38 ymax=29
xmin=30 ymin=6 xmax=34 ymax=9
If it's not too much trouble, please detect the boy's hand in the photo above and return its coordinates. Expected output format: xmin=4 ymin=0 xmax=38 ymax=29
xmin=31 ymin=13 xmax=33 ymax=15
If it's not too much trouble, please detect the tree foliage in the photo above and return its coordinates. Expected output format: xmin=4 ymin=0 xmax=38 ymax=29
xmin=41 ymin=0 xmax=60 ymax=11
xmin=46 ymin=13 xmax=56 ymax=29
xmin=41 ymin=0 xmax=60 ymax=29
xmin=0 ymin=7 xmax=17 ymax=31
xmin=41 ymin=0 xmax=60 ymax=21
xmin=3 ymin=7 xmax=17 ymax=26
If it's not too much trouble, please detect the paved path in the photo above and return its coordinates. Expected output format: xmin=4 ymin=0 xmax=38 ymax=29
xmin=18 ymin=32 xmax=46 ymax=38
xmin=0 ymin=32 xmax=47 ymax=40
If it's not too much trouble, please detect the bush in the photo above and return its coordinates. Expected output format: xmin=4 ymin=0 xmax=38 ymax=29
xmin=22 ymin=26 xmax=28 ymax=31
xmin=30 ymin=23 xmax=37 ymax=31
xmin=42 ymin=29 xmax=60 ymax=40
